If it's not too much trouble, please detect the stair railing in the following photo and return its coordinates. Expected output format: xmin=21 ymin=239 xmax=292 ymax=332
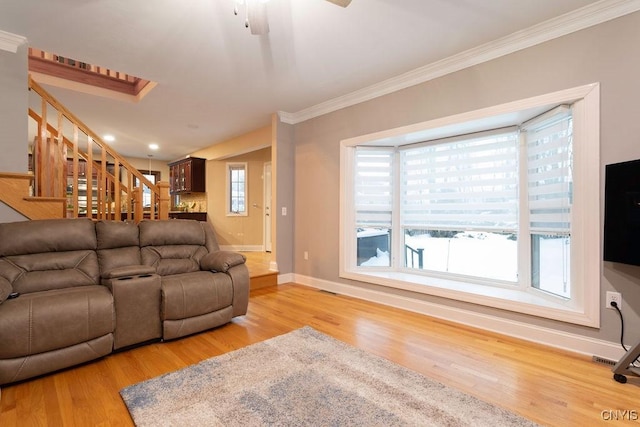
xmin=28 ymin=75 xmax=169 ymax=222
xmin=405 ymin=244 xmax=424 ymax=269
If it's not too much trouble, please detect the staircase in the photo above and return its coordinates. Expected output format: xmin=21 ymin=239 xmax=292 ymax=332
xmin=0 ymin=75 xmax=170 ymax=222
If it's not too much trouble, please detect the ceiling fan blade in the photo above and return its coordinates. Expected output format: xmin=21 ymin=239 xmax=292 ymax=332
xmin=326 ymin=0 xmax=352 ymax=7
xmin=247 ymin=0 xmax=269 ymax=35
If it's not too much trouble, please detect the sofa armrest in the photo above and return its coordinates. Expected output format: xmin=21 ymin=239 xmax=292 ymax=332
xmin=0 ymin=276 xmax=12 ymax=305
xmin=102 ymin=265 xmax=157 ymax=280
xmin=200 ymin=251 xmax=246 ymax=273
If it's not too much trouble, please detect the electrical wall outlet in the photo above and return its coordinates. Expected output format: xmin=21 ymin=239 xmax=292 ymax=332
xmin=606 ymin=291 xmax=622 ymax=311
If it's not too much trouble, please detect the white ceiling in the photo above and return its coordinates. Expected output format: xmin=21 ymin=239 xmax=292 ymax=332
xmin=0 ymin=0 xmax=620 ymax=161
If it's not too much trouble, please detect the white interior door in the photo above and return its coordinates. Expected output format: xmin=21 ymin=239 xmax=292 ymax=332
xmin=264 ymin=162 xmax=272 ymax=252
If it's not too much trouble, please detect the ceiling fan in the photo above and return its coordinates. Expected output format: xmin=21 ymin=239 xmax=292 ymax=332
xmin=234 ymin=0 xmax=352 ymax=35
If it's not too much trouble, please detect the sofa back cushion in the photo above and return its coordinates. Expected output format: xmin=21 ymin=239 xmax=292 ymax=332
xmin=96 ymin=220 xmax=142 ymax=278
xmin=0 ymin=218 xmax=97 ymax=256
xmin=139 ymin=219 xmax=209 ymax=276
xmin=0 ymin=219 xmax=99 ymax=294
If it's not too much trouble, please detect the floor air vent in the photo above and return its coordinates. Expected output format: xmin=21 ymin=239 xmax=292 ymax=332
xmin=592 ymin=355 xmax=617 ymax=366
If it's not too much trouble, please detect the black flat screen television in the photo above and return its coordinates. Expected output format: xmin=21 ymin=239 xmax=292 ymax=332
xmin=603 ymin=159 xmax=640 ymax=266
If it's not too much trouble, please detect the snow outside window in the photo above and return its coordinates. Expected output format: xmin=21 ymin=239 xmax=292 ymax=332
xmin=400 ymin=129 xmax=520 ymax=283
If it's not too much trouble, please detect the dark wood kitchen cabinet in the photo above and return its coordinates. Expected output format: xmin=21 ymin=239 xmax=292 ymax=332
xmin=168 ymin=157 xmax=206 ymax=194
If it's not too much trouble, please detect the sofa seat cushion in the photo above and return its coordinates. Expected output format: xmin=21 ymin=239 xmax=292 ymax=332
xmin=0 ymin=285 xmax=114 ymax=359
xmin=0 ymin=335 xmax=113 ymax=386
xmin=161 ymin=271 xmax=232 ymax=321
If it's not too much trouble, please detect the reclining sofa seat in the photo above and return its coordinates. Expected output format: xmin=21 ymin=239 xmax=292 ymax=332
xmin=138 ymin=219 xmax=249 ymax=340
xmin=0 ymin=218 xmax=114 ymax=385
xmin=0 ymin=218 xmax=250 ymax=386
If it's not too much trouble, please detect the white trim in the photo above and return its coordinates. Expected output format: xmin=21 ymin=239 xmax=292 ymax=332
xmin=263 ymin=162 xmax=273 ymax=252
xmin=339 ymin=83 xmax=601 ymax=327
xmin=220 ymin=244 xmax=263 ymax=252
xmin=278 ymin=0 xmax=640 ymax=124
xmin=0 ymin=30 xmax=27 ymax=54
xmin=291 ymin=273 xmax=624 ymax=362
xmin=278 ymin=272 xmax=294 ymax=284
xmin=341 ymin=83 xmax=598 ymax=148
xmin=225 ymin=162 xmax=249 ymax=216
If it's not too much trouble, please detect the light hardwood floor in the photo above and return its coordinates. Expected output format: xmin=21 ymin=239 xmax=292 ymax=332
xmin=1 ymin=282 xmax=639 ymax=426
xmin=242 ymin=251 xmax=278 ymax=290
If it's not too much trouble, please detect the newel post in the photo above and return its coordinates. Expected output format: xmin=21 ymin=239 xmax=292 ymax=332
xmin=157 ymin=181 xmax=170 ymax=220
xmin=133 ymin=187 xmax=143 ymax=223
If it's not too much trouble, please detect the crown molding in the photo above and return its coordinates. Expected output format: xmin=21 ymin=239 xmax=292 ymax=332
xmin=0 ymin=30 xmax=27 ymax=54
xmin=278 ymin=0 xmax=640 ymax=125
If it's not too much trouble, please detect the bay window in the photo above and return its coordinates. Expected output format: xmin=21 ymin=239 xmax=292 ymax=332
xmin=340 ymin=84 xmax=600 ymax=326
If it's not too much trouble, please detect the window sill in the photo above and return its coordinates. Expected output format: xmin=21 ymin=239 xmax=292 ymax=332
xmin=341 ymin=269 xmax=597 ymax=327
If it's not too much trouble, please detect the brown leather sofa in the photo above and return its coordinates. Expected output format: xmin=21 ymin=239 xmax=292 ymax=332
xmin=0 ymin=218 xmax=249 ymax=386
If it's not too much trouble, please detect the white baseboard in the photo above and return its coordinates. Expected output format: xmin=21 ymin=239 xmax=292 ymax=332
xmin=291 ymin=273 xmax=624 ymax=362
xmin=278 ymin=273 xmax=294 ymax=285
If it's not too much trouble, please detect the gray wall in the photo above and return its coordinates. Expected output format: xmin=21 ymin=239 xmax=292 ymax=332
xmin=0 ymin=43 xmax=29 ymax=223
xmin=275 ymin=119 xmax=294 ymax=275
xmin=292 ymin=12 xmax=640 ymax=346
xmin=0 ymin=44 xmax=28 ymax=173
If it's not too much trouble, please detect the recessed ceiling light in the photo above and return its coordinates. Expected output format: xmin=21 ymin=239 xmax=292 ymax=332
xmin=149 ymin=143 xmax=159 ymax=150
xmin=103 ymin=134 xmax=115 ymax=142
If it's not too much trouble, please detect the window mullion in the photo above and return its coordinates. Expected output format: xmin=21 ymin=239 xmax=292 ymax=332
xmin=518 ymin=130 xmax=532 ymax=290
xmin=392 ymin=148 xmax=401 ymax=270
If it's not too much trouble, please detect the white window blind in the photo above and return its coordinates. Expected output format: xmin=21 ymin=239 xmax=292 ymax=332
xmin=524 ymin=107 xmax=573 ymax=234
xmin=400 ymin=130 xmax=519 ymax=231
xmin=354 ymin=148 xmax=394 ymax=227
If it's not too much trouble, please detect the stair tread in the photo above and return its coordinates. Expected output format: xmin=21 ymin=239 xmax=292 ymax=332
xmin=24 ymin=196 xmax=66 ymax=202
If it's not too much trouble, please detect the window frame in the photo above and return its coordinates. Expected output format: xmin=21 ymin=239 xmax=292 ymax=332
xmin=226 ymin=162 xmax=248 ymax=216
xmin=135 ymin=170 xmax=160 ymax=209
xmin=339 ymin=84 xmax=600 ymax=327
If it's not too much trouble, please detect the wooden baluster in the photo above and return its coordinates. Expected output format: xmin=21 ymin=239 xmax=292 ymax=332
xmin=126 ymin=170 xmax=133 ymax=222
xmin=98 ymin=148 xmax=106 ymax=219
xmin=71 ymin=126 xmax=79 ymax=218
xmin=148 ymin=182 xmax=156 ymax=220
xmin=113 ymin=159 xmax=121 ymax=221
xmin=86 ymin=137 xmax=93 ymax=218
xmin=47 ymin=128 xmax=55 ymax=197
xmin=34 ymin=120 xmax=43 ymax=197
xmin=57 ymin=111 xmax=65 ymax=199
xmin=37 ymin=97 xmax=47 ymax=197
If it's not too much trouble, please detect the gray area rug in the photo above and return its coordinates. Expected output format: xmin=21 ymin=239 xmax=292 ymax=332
xmin=120 ymin=326 xmax=538 ymax=426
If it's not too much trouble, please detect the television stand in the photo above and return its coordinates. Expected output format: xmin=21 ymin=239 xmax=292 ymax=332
xmin=612 ymin=340 xmax=640 ymax=383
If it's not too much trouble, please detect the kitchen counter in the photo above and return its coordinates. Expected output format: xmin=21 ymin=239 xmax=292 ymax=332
xmin=168 ymin=211 xmax=207 ymax=221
